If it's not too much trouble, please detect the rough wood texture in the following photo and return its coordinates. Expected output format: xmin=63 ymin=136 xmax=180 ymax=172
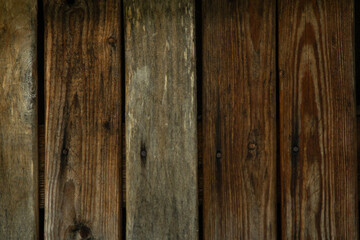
xmin=279 ymin=0 xmax=358 ymax=238
xmin=0 ymin=1 xmax=38 ymax=239
xmin=40 ymin=122 xmax=203 ymax=208
xmin=202 ymin=0 xmax=277 ymax=239
xmin=124 ymin=1 xmax=198 ymax=239
xmin=44 ymin=0 xmax=122 ymax=239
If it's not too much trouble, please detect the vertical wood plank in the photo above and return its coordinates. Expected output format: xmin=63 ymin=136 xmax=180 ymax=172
xmin=124 ymin=1 xmax=198 ymax=239
xmin=44 ymin=0 xmax=122 ymax=239
xmin=202 ymin=0 xmax=277 ymax=239
xmin=279 ymin=0 xmax=358 ymax=238
xmin=0 ymin=1 xmax=38 ymax=239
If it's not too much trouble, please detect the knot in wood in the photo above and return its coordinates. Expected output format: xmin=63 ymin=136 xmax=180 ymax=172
xmin=107 ymin=37 xmax=116 ymax=46
xmin=247 ymin=142 xmax=257 ymax=150
xmin=79 ymin=225 xmax=91 ymax=239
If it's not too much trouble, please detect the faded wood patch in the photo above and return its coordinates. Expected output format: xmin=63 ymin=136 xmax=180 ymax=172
xmin=0 ymin=1 xmax=38 ymax=239
xmin=124 ymin=0 xmax=198 ymax=239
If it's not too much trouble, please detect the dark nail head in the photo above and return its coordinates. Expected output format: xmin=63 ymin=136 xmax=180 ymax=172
xmin=62 ymin=148 xmax=69 ymax=155
xmin=293 ymin=146 xmax=299 ymax=152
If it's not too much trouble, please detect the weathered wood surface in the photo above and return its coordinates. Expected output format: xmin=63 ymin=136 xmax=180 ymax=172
xmin=0 ymin=1 xmax=38 ymax=239
xmin=40 ymin=123 xmax=203 ymax=208
xmin=202 ymin=0 xmax=277 ymax=239
xmin=279 ymin=0 xmax=358 ymax=238
xmin=44 ymin=0 xmax=122 ymax=239
xmin=124 ymin=1 xmax=198 ymax=239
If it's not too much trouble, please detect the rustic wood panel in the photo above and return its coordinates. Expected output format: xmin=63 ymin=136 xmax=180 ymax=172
xmin=202 ymin=0 xmax=277 ymax=239
xmin=0 ymin=1 xmax=38 ymax=239
xmin=279 ymin=0 xmax=358 ymax=238
xmin=40 ymin=121 xmax=203 ymax=208
xmin=124 ymin=1 xmax=198 ymax=239
xmin=44 ymin=0 xmax=122 ymax=239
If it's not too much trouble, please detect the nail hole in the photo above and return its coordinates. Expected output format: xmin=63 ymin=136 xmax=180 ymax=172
xmin=62 ymin=148 xmax=69 ymax=156
xmin=141 ymin=150 xmax=147 ymax=158
xmin=216 ymin=151 xmax=222 ymax=159
xmin=292 ymin=146 xmax=299 ymax=153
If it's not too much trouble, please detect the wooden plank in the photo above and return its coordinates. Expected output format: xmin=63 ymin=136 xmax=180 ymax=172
xmin=124 ymin=1 xmax=198 ymax=239
xmin=202 ymin=0 xmax=277 ymax=239
xmin=0 ymin=1 xmax=38 ymax=239
xmin=279 ymin=0 xmax=358 ymax=238
xmin=44 ymin=0 xmax=122 ymax=239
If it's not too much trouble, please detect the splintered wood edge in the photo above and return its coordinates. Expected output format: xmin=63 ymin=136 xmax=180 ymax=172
xmin=38 ymin=122 xmax=204 ymax=208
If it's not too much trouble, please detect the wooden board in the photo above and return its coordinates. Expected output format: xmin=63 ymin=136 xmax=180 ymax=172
xmin=0 ymin=1 xmax=38 ymax=239
xmin=44 ymin=0 xmax=122 ymax=239
xmin=279 ymin=0 xmax=358 ymax=238
xmin=202 ymin=0 xmax=277 ymax=239
xmin=124 ymin=1 xmax=198 ymax=239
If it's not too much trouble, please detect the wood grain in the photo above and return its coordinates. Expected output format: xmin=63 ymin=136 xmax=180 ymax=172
xmin=124 ymin=1 xmax=198 ymax=239
xmin=279 ymin=0 xmax=358 ymax=238
xmin=202 ymin=0 xmax=277 ymax=239
xmin=40 ymin=121 xmax=203 ymax=208
xmin=0 ymin=1 xmax=38 ymax=239
xmin=44 ymin=0 xmax=122 ymax=239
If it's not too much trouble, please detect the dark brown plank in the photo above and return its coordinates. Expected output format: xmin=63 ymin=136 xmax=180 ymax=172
xmin=279 ymin=0 xmax=358 ymax=238
xmin=124 ymin=1 xmax=198 ymax=239
xmin=202 ymin=0 xmax=277 ymax=239
xmin=44 ymin=0 xmax=122 ymax=239
xmin=0 ymin=1 xmax=38 ymax=238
